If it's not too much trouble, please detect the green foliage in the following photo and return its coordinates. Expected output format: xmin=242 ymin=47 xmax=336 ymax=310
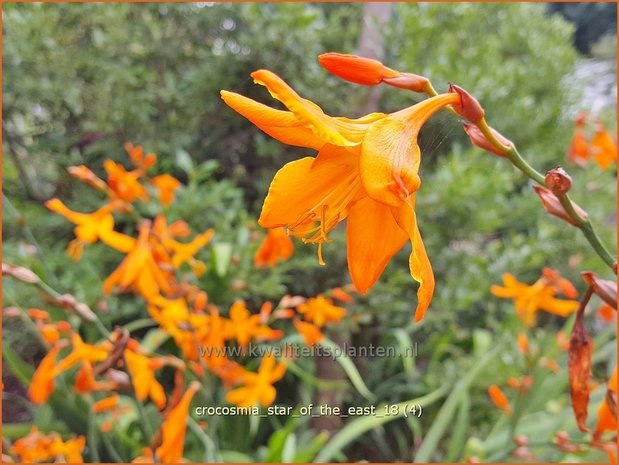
xmin=3 ymin=2 xmax=616 ymax=464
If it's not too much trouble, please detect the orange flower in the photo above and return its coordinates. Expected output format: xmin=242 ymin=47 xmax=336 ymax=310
xmin=151 ymin=174 xmax=181 ymax=206
xmin=104 ymin=159 xmax=148 ymax=203
xmin=591 ymin=122 xmax=617 ymax=170
xmin=103 ymin=221 xmax=173 ymax=299
xmin=11 ymin=427 xmax=85 ymax=463
xmin=254 ymin=227 xmax=294 ymax=267
xmin=488 ymin=384 xmax=511 ymax=414
xmin=227 ymin=300 xmax=283 ymax=349
xmin=125 ymin=142 xmax=156 ymax=172
xmin=297 ymin=296 xmax=346 ymax=327
xmin=53 ymin=332 xmax=109 ymax=375
xmin=556 ymin=330 xmax=570 ymax=351
xmin=491 ymin=272 xmax=579 ymax=327
xmin=222 ymin=69 xmax=461 ymax=321
xmin=45 ymin=199 xmax=135 ymax=260
xmin=156 ymin=381 xmax=201 ymax=463
xmin=29 ymin=345 xmax=62 ymax=404
xmin=294 ymin=319 xmax=324 ymax=346
xmin=124 ymin=349 xmax=167 ymax=409
xmin=226 ymin=354 xmax=287 ymax=407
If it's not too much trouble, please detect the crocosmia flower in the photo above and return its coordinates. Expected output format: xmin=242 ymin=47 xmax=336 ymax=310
xmin=221 ymin=64 xmax=460 ymax=321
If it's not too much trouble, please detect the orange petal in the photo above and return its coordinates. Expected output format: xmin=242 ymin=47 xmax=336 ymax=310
xmin=251 ymin=69 xmax=361 ymax=147
xmin=346 ymin=196 xmax=408 ymax=294
xmin=220 ymin=90 xmax=325 ymax=150
xmin=259 ymin=144 xmax=362 ymax=229
xmin=391 ymin=196 xmax=434 ymax=321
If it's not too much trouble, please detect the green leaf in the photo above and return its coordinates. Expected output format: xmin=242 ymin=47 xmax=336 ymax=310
xmin=212 ymin=242 xmax=233 ymax=277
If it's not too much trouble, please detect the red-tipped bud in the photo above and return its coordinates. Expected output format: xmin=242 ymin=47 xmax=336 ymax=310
xmin=318 ymin=52 xmax=399 ymax=86
xmin=462 ymin=122 xmax=512 ymax=156
xmin=382 ymin=72 xmax=431 ymax=93
xmin=545 ymin=167 xmax=572 ymax=196
xmin=532 ymin=185 xmax=588 ymax=227
xmin=575 ymin=112 xmax=587 ymax=126
xmin=581 ymin=271 xmax=617 ymax=308
xmin=448 ymin=83 xmax=485 ymax=124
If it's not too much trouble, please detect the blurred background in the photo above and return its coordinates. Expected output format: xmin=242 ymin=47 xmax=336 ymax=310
xmin=2 ymin=2 xmax=617 ymax=463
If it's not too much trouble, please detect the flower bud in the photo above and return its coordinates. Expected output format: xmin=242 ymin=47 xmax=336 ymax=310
xmin=318 ymin=52 xmax=398 ymax=86
xmin=382 ymin=72 xmax=432 ymax=94
xmin=581 ymin=271 xmax=617 ymax=308
xmin=462 ymin=122 xmax=512 ymax=156
xmin=532 ymin=185 xmax=588 ymax=227
xmin=545 ymin=167 xmax=572 ymax=196
xmin=448 ymin=83 xmax=485 ymax=124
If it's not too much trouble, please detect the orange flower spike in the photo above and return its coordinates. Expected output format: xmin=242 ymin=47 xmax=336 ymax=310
xmin=125 ymin=349 xmax=167 ymax=409
xmin=590 ymin=121 xmax=617 ymax=170
xmin=488 ymin=384 xmax=511 ymax=414
xmin=156 ymin=381 xmax=201 ymax=463
xmin=67 ymin=165 xmax=107 ymax=191
xmin=294 ymin=319 xmax=324 ymax=346
xmin=151 ymin=174 xmax=182 ymax=206
xmin=104 ymin=159 xmax=148 ymax=203
xmin=297 ymin=296 xmax=346 ymax=327
xmin=226 ymin=354 xmax=287 ymax=408
xmin=254 ymin=227 xmax=294 ymax=267
xmin=29 ymin=345 xmax=63 ymax=404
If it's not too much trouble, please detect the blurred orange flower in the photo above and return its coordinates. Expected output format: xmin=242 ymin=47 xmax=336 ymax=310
xmin=156 ymin=382 xmax=201 ymax=463
xmin=125 ymin=142 xmax=156 ymax=172
xmin=151 ymin=174 xmax=181 ymax=206
xmin=11 ymin=427 xmax=85 ymax=463
xmin=125 ymin=349 xmax=167 ymax=409
xmin=294 ymin=319 xmax=324 ymax=346
xmin=254 ymin=227 xmax=294 ymax=267
xmin=226 ymin=354 xmax=287 ymax=407
xmin=517 ymin=332 xmax=529 ymax=354
xmin=488 ymin=384 xmax=511 ymax=414
xmin=29 ymin=345 xmax=63 ymax=405
xmin=227 ymin=300 xmax=283 ymax=349
xmin=591 ymin=122 xmax=617 ymax=170
xmin=297 ymin=296 xmax=346 ymax=327
xmin=594 ymin=366 xmax=618 ymax=439
xmin=491 ymin=272 xmax=579 ymax=327
xmin=45 ymin=199 xmax=135 ymax=260
xmin=103 ymin=221 xmax=173 ymax=299
xmin=104 ymin=159 xmax=148 ymax=203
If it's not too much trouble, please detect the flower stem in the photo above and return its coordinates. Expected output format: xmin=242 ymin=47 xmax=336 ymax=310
xmin=500 ymin=145 xmax=615 ymax=271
